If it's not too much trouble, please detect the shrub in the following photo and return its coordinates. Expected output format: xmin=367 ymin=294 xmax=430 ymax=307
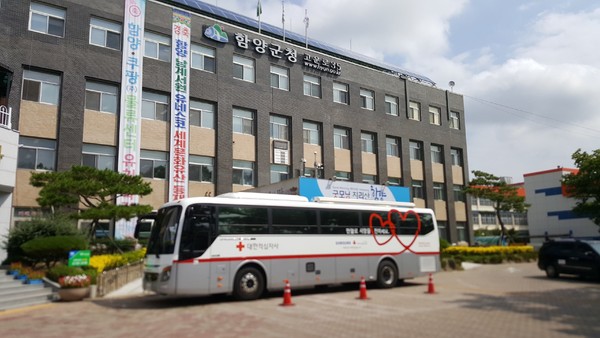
xmin=90 ymin=237 xmax=137 ymax=254
xmin=2 ymin=215 xmax=80 ymax=264
xmin=47 ymin=265 xmax=85 ymax=283
xmin=21 ymin=235 xmax=89 ymax=268
xmin=440 ymin=238 xmax=451 ymax=250
xmin=89 ymin=248 xmax=146 ymax=273
xmin=59 ymin=274 xmax=91 ymax=289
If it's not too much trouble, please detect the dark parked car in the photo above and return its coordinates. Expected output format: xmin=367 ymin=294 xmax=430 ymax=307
xmin=538 ymin=239 xmax=600 ymax=279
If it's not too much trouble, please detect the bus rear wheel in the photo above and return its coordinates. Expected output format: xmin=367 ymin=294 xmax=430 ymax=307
xmin=376 ymin=261 xmax=397 ymax=289
xmin=233 ymin=267 xmax=265 ymax=300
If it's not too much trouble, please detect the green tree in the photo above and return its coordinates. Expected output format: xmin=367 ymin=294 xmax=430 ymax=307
xmin=465 ymin=170 xmax=529 ymax=243
xmin=562 ymin=149 xmax=600 ymax=227
xmin=29 ymin=166 xmax=154 ymax=238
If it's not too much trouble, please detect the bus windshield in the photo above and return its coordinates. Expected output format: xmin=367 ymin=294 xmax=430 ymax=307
xmin=147 ymin=205 xmax=182 ymax=256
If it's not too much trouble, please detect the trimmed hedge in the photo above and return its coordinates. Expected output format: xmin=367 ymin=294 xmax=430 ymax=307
xmin=21 ymin=235 xmax=89 ymax=268
xmin=89 ymin=248 xmax=146 ymax=273
xmin=442 ymin=245 xmax=537 ymax=266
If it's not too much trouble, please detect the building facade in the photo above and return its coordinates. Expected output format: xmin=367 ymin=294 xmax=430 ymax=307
xmin=0 ymin=0 xmax=471 ymax=243
xmin=524 ymin=168 xmax=599 ymax=247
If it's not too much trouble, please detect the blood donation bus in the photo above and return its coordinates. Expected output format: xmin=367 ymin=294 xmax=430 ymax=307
xmin=142 ymin=192 xmax=440 ymax=300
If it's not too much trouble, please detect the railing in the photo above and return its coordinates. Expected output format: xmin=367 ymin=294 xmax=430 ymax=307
xmin=96 ymin=260 xmax=144 ymax=297
xmin=0 ymin=105 xmax=11 ymax=129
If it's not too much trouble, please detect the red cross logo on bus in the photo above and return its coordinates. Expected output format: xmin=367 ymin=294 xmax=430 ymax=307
xmin=236 ymin=241 xmax=245 ymax=252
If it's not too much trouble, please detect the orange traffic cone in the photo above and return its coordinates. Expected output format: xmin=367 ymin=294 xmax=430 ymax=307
xmin=426 ymin=273 xmax=436 ymax=294
xmin=357 ymin=276 xmax=370 ymax=300
xmin=280 ymin=279 xmax=295 ymax=306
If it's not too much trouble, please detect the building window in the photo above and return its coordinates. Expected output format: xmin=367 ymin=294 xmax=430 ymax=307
xmin=333 ymin=127 xmax=350 ymax=149
xmin=82 ymin=144 xmax=116 ymax=171
xmin=386 ymin=137 xmax=399 ymax=157
xmin=481 ymin=212 xmax=496 ymax=225
xmin=270 ymin=65 xmax=289 ymax=91
xmin=89 ymin=17 xmax=121 ymax=50
xmin=438 ymin=221 xmax=449 ymax=241
xmin=361 ymin=132 xmax=375 ymax=153
xmin=335 ymin=171 xmax=351 ymax=181
xmin=433 ymin=183 xmax=446 ymax=201
xmin=191 ymin=43 xmax=216 ymax=73
xmin=303 ymin=74 xmax=320 ymax=98
xmin=140 ymin=150 xmax=168 ymax=179
xmin=189 ymin=155 xmax=214 ymax=183
xmin=450 ymin=148 xmax=463 ymax=166
xmin=22 ymin=69 xmax=60 ymax=105
xmin=450 ymin=111 xmax=461 ymax=130
xmin=270 ymin=164 xmax=289 ymax=183
xmin=189 ymin=99 xmax=214 ymax=129
xmin=387 ymin=177 xmax=401 ymax=186
xmin=360 ymin=89 xmax=374 ymax=110
xmin=362 ymin=174 xmax=376 ymax=184
xmin=303 ymin=121 xmax=320 ymax=145
xmin=18 ymin=136 xmax=56 ymax=171
xmin=233 ymin=160 xmax=254 ymax=186
xmin=270 ymin=115 xmax=289 ymax=140
xmin=453 ymin=185 xmax=466 ymax=202
xmin=412 ymin=180 xmax=424 ymax=199
xmin=409 ymin=140 xmax=423 ymax=161
xmin=457 ymin=222 xmax=468 ymax=242
xmin=408 ymin=101 xmax=420 ymax=121
xmin=430 ymin=144 xmax=443 ymax=164
xmin=29 ymin=2 xmax=65 ymax=37
xmin=233 ymin=108 xmax=254 ymax=135
xmin=142 ymin=91 xmax=169 ymax=121
xmin=233 ymin=55 xmax=255 ymax=82
xmin=85 ymin=81 xmax=118 ymax=114
xmin=385 ymin=95 xmax=398 ymax=116
xmin=333 ymin=82 xmax=349 ymax=104
xmin=144 ymin=31 xmax=171 ymax=62
xmin=429 ymin=106 xmax=441 ymax=125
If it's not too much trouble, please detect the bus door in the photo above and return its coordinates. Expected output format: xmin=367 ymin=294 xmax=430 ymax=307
xmin=176 ymin=204 xmax=216 ymax=295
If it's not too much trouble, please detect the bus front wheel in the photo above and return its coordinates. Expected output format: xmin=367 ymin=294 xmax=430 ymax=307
xmin=233 ymin=267 xmax=265 ymax=300
xmin=376 ymin=261 xmax=397 ymax=289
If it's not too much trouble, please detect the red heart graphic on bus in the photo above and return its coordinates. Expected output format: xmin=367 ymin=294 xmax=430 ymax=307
xmin=388 ymin=209 xmax=422 ymax=252
xmin=368 ymin=213 xmax=395 ymax=246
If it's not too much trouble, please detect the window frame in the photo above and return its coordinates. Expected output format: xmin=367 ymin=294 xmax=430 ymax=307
xmin=232 ymin=160 xmax=255 ymax=186
xmin=270 ymin=115 xmax=289 ymax=141
xmin=303 ymin=74 xmax=321 ymax=98
xmin=270 ymin=65 xmax=289 ymax=91
xmin=233 ymin=55 xmax=255 ymax=82
xmin=386 ymin=137 xmax=399 ymax=157
xmin=17 ymin=136 xmax=56 ymax=171
xmin=29 ymin=2 xmax=65 ymax=37
xmin=430 ymin=144 xmax=443 ymax=164
xmin=333 ymin=82 xmax=349 ymax=104
xmin=450 ymin=111 xmax=461 ymax=130
xmin=408 ymin=101 xmax=421 ymax=121
xmin=412 ymin=180 xmax=424 ymax=199
xmin=451 ymin=148 xmax=463 ymax=166
xmin=85 ymin=81 xmax=118 ymax=114
xmin=361 ymin=132 xmax=375 ymax=153
xmin=233 ymin=108 xmax=255 ymax=135
xmin=429 ymin=106 xmax=441 ymax=125
xmin=333 ymin=127 xmax=350 ymax=150
xmin=433 ymin=182 xmax=446 ymax=201
xmin=189 ymin=99 xmax=215 ymax=129
xmin=144 ymin=31 xmax=171 ymax=62
xmin=22 ymin=69 xmax=61 ymax=105
xmin=191 ymin=43 xmax=216 ymax=73
xmin=303 ymin=121 xmax=320 ymax=145
xmin=82 ymin=143 xmax=116 ymax=171
xmin=360 ymin=88 xmax=374 ymax=110
xmin=140 ymin=150 xmax=168 ymax=179
xmin=270 ymin=164 xmax=290 ymax=184
xmin=141 ymin=90 xmax=169 ymax=121
xmin=385 ymin=95 xmax=398 ymax=116
xmin=89 ymin=17 xmax=122 ymax=50
xmin=409 ymin=140 xmax=423 ymax=161
xmin=189 ymin=155 xmax=214 ymax=183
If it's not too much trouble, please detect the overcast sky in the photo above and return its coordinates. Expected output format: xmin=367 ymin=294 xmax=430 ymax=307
xmin=212 ymin=0 xmax=600 ymax=182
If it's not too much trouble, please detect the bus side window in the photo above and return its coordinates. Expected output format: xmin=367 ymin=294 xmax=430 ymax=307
xmin=179 ymin=206 xmax=213 ymax=260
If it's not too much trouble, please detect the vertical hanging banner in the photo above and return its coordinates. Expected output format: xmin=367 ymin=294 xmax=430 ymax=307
xmin=169 ymin=9 xmax=191 ymax=201
xmin=116 ymin=0 xmax=146 ymax=239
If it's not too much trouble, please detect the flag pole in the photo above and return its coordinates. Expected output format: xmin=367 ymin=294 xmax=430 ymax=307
xmin=257 ymin=0 xmax=262 ymax=34
xmin=303 ymin=9 xmax=309 ymax=48
xmin=282 ymin=0 xmax=286 ymax=41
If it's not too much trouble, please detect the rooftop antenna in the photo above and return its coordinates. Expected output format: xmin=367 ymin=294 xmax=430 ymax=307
xmin=449 ymin=81 xmax=455 ymax=92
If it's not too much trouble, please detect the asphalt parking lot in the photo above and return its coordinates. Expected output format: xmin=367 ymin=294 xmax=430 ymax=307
xmin=1 ymin=262 xmax=599 ymax=338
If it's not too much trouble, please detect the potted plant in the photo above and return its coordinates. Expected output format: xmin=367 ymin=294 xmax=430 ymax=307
xmin=15 ymin=266 xmax=31 ymax=281
xmin=7 ymin=262 xmax=22 ymax=276
xmin=57 ymin=274 xmax=91 ymax=301
xmin=25 ymin=270 xmax=46 ymax=285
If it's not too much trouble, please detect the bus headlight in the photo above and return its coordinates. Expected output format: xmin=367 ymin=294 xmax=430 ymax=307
xmin=160 ymin=266 xmax=172 ymax=282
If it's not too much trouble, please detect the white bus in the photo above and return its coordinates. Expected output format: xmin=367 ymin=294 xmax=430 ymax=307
xmin=143 ymin=192 xmax=440 ymax=300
